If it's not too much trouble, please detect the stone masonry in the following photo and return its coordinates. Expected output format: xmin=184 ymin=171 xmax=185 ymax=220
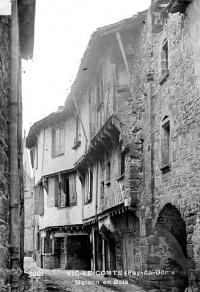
xmin=26 ymin=1 xmax=200 ymax=291
xmin=131 ymin=0 xmax=200 ymax=290
xmin=0 ymin=16 xmax=11 ymax=292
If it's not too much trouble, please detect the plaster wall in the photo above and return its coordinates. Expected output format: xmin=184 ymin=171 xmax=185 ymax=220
xmin=39 ymin=175 xmax=83 ymax=230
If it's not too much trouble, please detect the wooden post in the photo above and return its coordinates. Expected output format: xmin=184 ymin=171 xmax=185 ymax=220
xmin=92 ymin=229 xmax=96 ymax=271
xmin=102 ymin=238 xmax=105 ymax=271
xmin=72 ymin=94 xmax=88 ymax=150
xmin=115 ymin=32 xmax=136 ymax=106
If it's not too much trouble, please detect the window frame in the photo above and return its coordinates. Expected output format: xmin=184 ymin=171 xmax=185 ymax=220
xmin=159 ymin=39 xmax=169 ymax=85
xmin=52 ymin=124 xmax=65 ymax=158
xmin=105 ymin=151 xmax=111 ymax=186
xmin=47 ymin=174 xmax=77 ymax=208
xmin=160 ymin=117 xmax=171 ymax=172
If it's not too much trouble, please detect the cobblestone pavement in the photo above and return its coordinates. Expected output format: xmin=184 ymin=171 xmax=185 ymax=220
xmin=24 ymin=257 xmax=146 ymax=292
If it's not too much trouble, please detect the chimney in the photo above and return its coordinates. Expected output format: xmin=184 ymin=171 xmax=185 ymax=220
xmin=58 ymin=106 xmax=64 ymax=112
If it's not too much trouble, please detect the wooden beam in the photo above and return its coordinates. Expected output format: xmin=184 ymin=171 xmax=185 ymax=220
xmin=98 ymin=137 xmax=110 ymax=152
xmin=72 ymin=94 xmax=88 ymax=150
xmin=104 ymin=130 xmax=112 ymax=140
xmin=116 ymin=32 xmax=136 ymax=106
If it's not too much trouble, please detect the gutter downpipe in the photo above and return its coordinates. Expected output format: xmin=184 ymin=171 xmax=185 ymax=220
xmin=9 ymin=0 xmax=20 ymax=289
xmin=72 ymin=94 xmax=88 ymax=151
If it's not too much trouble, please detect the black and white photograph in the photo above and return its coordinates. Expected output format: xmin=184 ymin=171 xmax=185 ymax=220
xmin=0 ymin=0 xmax=200 ymax=291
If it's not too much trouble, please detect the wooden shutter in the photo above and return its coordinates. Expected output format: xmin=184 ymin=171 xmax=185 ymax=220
xmin=54 ymin=177 xmax=59 ymax=207
xmin=34 ymin=185 xmax=44 ymax=215
xmin=69 ymin=175 xmax=77 ymax=206
xmin=60 ymin=126 xmax=65 ymax=154
xmin=63 ymin=177 xmax=70 ymax=207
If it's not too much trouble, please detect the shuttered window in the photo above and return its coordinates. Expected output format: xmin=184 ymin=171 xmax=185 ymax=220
xmin=47 ymin=174 xmax=77 ymax=208
xmin=52 ymin=125 xmax=65 ymax=157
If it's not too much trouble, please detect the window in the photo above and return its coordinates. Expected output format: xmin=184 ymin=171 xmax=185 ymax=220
xmin=68 ymin=175 xmax=77 ymax=206
xmin=120 ymin=152 xmax=125 ymax=176
xmin=47 ymin=174 xmax=77 ymax=208
xmin=47 ymin=176 xmax=59 ymax=207
xmin=106 ymin=161 xmax=111 ymax=182
xmin=85 ymin=169 xmax=93 ymax=204
xmin=60 ymin=174 xmax=77 ymax=207
xmin=60 ymin=176 xmax=70 ymax=207
xmin=105 ymin=151 xmax=111 ymax=185
xmin=159 ymin=39 xmax=169 ymax=85
xmin=100 ymin=181 xmax=104 ymax=199
xmin=161 ymin=117 xmax=170 ymax=171
xmin=52 ymin=125 xmax=65 ymax=157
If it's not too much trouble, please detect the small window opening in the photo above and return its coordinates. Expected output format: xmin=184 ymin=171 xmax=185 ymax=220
xmin=161 ymin=119 xmax=170 ymax=171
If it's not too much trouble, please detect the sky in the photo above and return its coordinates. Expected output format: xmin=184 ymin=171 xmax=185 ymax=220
xmin=22 ymin=0 xmax=151 ymax=134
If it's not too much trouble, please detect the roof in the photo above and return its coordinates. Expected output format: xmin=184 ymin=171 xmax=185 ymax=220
xmin=26 ymin=110 xmax=66 ymax=149
xmin=63 ymin=10 xmax=147 ymax=114
xmin=18 ymin=0 xmax=36 ymax=60
xmin=26 ymin=11 xmax=147 ymax=149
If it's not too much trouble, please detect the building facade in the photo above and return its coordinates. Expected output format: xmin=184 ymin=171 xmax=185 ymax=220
xmin=27 ymin=0 xmax=200 ymax=291
xmin=27 ymin=110 xmax=91 ymax=270
xmin=23 ymin=137 xmax=34 ymax=257
xmin=0 ymin=1 xmax=36 ymax=291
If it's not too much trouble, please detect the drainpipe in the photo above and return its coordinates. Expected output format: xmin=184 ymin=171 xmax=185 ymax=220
xmin=9 ymin=0 xmax=21 ymax=289
xmin=72 ymin=94 xmax=88 ymax=151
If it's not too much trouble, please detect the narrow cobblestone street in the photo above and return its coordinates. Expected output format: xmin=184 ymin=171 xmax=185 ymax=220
xmin=24 ymin=258 xmax=146 ymax=292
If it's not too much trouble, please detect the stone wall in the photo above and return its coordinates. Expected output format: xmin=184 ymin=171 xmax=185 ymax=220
xmin=0 ymin=16 xmax=10 ymax=292
xmin=131 ymin=0 xmax=200 ymax=290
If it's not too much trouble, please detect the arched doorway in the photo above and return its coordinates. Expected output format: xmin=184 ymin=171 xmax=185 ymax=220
xmin=154 ymin=203 xmax=188 ymax=291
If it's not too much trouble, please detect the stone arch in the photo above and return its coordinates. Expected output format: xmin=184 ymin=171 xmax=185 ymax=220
xmin=144 ymin=203 xmax=189 ymax=291
xmin=155 ymin=203 xmax=187 ymax=257
xmin=154 ymin=203 xmax=188 ymax=291
xmin=155 ymin=193 xmax=186 ymax=223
